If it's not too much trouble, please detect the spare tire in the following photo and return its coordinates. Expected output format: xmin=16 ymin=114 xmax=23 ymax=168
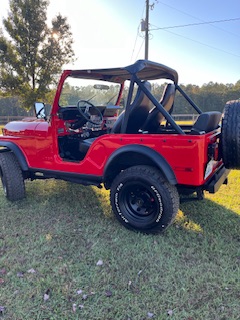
xmin=221 ymin=100 xmax=240 ymax=169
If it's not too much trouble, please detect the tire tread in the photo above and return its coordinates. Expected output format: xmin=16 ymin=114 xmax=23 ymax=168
xmin=110 ymin=165 xmax=179 ymax=233
xmin=222 ymin=100 xmax=240 ymax=169
xmin=0 ymin=152 xmax=25 ymax=201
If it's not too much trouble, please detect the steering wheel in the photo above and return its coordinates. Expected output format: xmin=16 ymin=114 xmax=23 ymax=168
xmin=77 ymin=100 xmax=103 ymax=125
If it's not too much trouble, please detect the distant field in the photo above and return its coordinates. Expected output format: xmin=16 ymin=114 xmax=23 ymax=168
xmin=175 ymin=120 xmax=194 ymax=125
xmin=0 ymin=171 xmax=239 ymax=319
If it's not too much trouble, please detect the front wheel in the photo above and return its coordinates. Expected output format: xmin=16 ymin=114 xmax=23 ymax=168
xmin=110 ymin=165 xmax=179 ymax=233
xmin=0 ymin=152 xmax=25 ymax=201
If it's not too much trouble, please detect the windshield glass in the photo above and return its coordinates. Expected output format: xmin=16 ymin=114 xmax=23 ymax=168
xmin=59 ymin=77 xmax=121 ymax=107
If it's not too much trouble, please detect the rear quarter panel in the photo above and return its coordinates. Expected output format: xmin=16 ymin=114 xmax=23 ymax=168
xmin=83 ymin=130 xmax=221 ymax=186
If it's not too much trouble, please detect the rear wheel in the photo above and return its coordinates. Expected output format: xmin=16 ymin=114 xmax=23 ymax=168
xmin=0 ymin=152 xmax=25 ymax=201
xmin=110 ymin=165 xmax=179 ymax=233
xmin=221 ymin=100 xmax=240 ymax=169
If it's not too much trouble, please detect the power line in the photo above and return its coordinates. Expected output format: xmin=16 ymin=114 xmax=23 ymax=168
xmin=157 ymin=1 xmax=240 ymax=38
xmin=160 ymin=28 xmax=240 ymax=58
xmin=150 ymin=17 xmax=240 ymax=31
xmin=135 ymin=38 xmax=145 ymax=61
xmin=130 ymin=24 xmax=141 ymax=63
xmin=133 ymin=1 xmax=240 ymax=61
xmin=147 ymin=4 xmax=240 ymax=58
xmin=130 ymin=2 xmax=146 ymax=62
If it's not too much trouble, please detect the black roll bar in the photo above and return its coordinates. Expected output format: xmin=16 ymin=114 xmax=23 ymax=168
xmin=134 ymin=76 xmax=186 ymax=135
xmin=175 ymin=85 xmax=202 ymax=114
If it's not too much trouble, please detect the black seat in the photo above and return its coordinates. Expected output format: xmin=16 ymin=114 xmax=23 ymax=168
xmin=79 ymin=81 xmax=152 ymax=154
xmin=190 ymin=111 xmax=222 ymax=134
xmin=111 ymin=81 xmax=152 ymax=134
xmin=142 ymin=83 xmax=175 ymax=133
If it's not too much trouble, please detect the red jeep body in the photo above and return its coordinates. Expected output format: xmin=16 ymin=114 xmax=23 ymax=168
xmin=0 ymin=60 xmax=238 ymax=233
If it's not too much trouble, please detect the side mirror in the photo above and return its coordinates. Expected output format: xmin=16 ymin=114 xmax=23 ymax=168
xmin=34 ymin=102 xmax=46 ymax=119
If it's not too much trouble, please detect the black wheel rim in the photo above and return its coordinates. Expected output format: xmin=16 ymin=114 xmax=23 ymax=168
xmin=118 ymin=181 xmax=162 ymax=227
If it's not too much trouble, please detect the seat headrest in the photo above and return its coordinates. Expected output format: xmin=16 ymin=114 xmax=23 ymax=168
xmin=160 ymin=83 xmax=175 ymax=110
xmin=131 ymin=81 xmax=151 ymax=109
xmin=141 ymin=83 xmax=175 ymax=133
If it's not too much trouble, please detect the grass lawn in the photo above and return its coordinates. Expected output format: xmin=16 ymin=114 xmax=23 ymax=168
xmin=0 ymin=171 xmax=239 ymax=319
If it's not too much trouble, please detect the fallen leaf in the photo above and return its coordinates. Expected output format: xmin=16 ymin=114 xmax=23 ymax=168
xmin=96 ymin=259 xmax=103 ymax=266
xmin=27 ymin=268 xmax=36 ymax=274
xmin=17 ymin=272 xmax=24 ymax=278
xmin=0 ymin=278 xmax=5 ymax=284
xmin=0 ymin=269 xmax=6 ymax=275
xmin=147 ymin=312 xmax=154 ymax=318
xmin=44 ymin=293 xmax=49 ymax=302
xmin=105 ymin=290 xmax=112 ymax=297
xmin=77 ymin=289 xmax=83 ymax=295
xmin=72 ymin=303 xmax=77 ymax=313
xmin=82 ymin=294 xmax=88 ymax=300
xmin=79 ymin=304 xmax=84 ymax=309
xmin=44 ymin=289 xmax=50 ymax=301
xmin=167 ymin=309 xmax=173 ymax=316
xmin=46 ymin=233 xmax=52 ymax=241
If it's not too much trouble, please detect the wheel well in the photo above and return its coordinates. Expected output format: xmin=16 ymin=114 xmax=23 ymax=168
xmin=0 ymin=142 xmax=29 ymax=171
xmin=104 ymin=149 xmax=176 ymax=189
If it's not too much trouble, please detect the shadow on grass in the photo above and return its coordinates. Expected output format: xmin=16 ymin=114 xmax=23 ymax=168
xmin=0 ymin=180 xmax=114 ymax=237
xmin=6 ymin=179 xmax=239 ymax=241
xmin=178 ymin=197 xmax=240 ymax=241
xmin=0 ymin=180 xmax=240 ymax=245
xmin=1 ymin=179 xmax=240 ymax=319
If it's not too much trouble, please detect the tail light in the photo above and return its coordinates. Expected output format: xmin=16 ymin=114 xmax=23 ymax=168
xmin=208 ymin=143 xmax=219 ymax=161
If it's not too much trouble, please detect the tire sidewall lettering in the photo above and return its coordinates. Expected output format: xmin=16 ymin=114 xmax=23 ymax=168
xmin=114 ymin=181 xmax=164 ymax=225
xmin=150 ymin=185 xmax=163 ymax=222
xmin=114 ymin=182 xmax=129 ymax=223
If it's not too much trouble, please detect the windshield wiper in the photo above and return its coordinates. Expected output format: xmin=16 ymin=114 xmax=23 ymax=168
xmin=86 ymin=94 xmax=96 ymax=102
xmin=106 ymin=93 xmax=118 ymax=105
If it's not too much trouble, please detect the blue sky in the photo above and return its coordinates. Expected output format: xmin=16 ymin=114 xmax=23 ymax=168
xmin=1 ymin=0 xmax=240 ymax=85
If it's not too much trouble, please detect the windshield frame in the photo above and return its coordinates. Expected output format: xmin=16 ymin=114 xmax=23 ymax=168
xmin=58 ymin=76 xmax=123 ymax=108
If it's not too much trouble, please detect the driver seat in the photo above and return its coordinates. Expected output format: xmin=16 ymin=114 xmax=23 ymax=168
xmin=111 ymin=81 xmax=152 ymax=133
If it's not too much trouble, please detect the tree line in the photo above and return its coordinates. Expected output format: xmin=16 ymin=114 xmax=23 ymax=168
xmin=173 ymin=81 xmax=240 ymax=114
xmin=1 ymin=80 xmax=239 ymax=117
xmin=0 ymin=1 xmax=239 ymax=117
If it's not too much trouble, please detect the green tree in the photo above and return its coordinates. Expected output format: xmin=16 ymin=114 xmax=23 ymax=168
xmin=0 ymin=0 xmax=74 ymax=109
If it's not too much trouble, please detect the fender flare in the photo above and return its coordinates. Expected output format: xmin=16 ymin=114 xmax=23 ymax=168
xmin=0 ymin=141 xmax=29 ymax=171
xmin=104 ymin=144 xmax=177 ymax=186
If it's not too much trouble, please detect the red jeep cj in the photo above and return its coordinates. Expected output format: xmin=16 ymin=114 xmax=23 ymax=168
xmin=0 ymin=60 xmax=240 ymax=233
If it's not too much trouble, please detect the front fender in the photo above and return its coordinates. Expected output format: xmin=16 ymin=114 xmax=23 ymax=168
xmin=0 ymin=141 xmax=29 ymax=171
xmin=104 ymin=144 xmax=177 ymax=187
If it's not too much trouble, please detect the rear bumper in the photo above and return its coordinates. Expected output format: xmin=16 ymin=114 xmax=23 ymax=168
xmin=204 ymin=165 xmax=230 ymax=193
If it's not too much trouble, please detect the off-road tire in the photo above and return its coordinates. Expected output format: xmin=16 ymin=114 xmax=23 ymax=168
xmin=0 ymin=152 xmax=25 ymax=201
xmin=110 ymin=165 xmax=179 ymax=233
xmin=221 ymin=100 xmax=240 ymax=169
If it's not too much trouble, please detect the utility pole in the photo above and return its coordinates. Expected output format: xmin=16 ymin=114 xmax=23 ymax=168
xmin=144 ymin=0 xmax=149 ymax=60
xmin=142 ymin=0 xmax=157 ymax=59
